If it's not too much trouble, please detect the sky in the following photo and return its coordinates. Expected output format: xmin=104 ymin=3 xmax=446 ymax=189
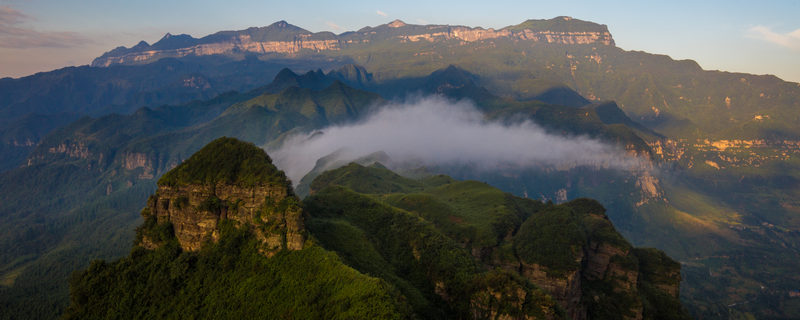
xmin=1 ymin=0 xmax=799 ymax=82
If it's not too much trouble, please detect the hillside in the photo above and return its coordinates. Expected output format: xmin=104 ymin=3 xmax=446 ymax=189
xmin=0 ymin=68 xmax=382 ymax=319
xmin=66 ymin=138 xmax=688 ymax=319
xmin=64 ymin=138 xmax=409 ymax=319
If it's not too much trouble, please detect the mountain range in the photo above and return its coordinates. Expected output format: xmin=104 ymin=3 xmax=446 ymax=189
xmin=0 ymin=17 xmax=799 ymax=319
xmin=64 ymin=137 xmax=688 ymax=319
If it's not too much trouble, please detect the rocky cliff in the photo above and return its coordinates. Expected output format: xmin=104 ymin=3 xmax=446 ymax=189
xmin=138 ymin=137 xmax=305 ymax=256
xmin=92 ymin=17 xmax=614 ymax=67
xmin=508 ymin=198 xmax=683 ymax=320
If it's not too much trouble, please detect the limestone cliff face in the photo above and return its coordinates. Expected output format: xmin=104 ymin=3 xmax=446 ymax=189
xmin=27 ymin=139 xmax=104 ymax=168
xmin=520 ymin=263 xmax=585 ymax=319
xmin=143 ymin=181 xmax=304 ymax=255
xmin=517 ymin=242 xmax=645 ymax=320
xmin=396 ymin=26 xmax=613 ymax=45
xmin=123 ymin=152 xmax=155 ymax=179
xmin=47 ymin=141 xmax=91 ymax=159
xmin=92 ymin=17 xmax=615 ymax=67
xmin=137 ymin=137 xmax=306 ymax=256
xmin=93 ymin=35 xmax=343 ymax=67
xmin=509 ymin=200 xmax=682 ymax=320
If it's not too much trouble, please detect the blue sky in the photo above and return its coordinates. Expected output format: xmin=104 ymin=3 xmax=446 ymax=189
xmin=1 ymin=0 xmax=799 ymax=82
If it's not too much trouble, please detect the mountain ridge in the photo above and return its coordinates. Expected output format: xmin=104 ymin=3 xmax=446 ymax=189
xmin=91 ymin=17 xmax=614 ymax=67
xmin=64 ymin=140 xmax=688 ymax=319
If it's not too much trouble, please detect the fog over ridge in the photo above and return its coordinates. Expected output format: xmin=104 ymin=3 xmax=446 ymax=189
xmin=268 ymin=96 xmax=645 ymax=184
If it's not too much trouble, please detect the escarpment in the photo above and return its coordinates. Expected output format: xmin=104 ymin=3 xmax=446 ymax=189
xmin=92 ymin=17 xmax=615 ymax=67
xmin=138 ymin=137 xmax=305 ymax=255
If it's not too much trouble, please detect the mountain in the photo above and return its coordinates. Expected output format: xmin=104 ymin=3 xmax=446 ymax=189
xmin=1 ymin=16 xmax=799 ymax=319
xmin=91 ymin=18 xmax=613 ymax=67
xmin=85 ymin=17 xmax=800 ymax=141
xmin=0 ymin=56 xmax=353 ymax=172
xmin=0 ymin=68 xmax=382 ymax=319
xmin=65 ymin=138 xmax=688 ymax=319
xmin=82 ymin=20 xmax=800 ymax=319
xmin=63 ymin=138 xmax=409 ymax=319
xmin=0 ymin=64 xmax=663 ymax=319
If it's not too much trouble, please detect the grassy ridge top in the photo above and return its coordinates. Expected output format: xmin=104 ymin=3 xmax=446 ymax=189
xmin=157 ymin=137 xmax=289 ymax=188
xmin=504 ymin=17 xmax=610 ymax=33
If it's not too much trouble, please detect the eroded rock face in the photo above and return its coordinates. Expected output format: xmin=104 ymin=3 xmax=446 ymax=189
xmin=142 ymin=181 xmax=305 ymax=256
xmin=92 ymin=19 xmax=616 ymax=67
xmin=507 ymin=204 xmax=680 ymax=320
xmin=93 ymin=36 xmax=343 ymax=67
xmin=520 ymin=263 xmax=585 ymax=320
xmin=518 ymin=244 xmax=644 ymax=320
xmin=123 ymin=152 xmax=154 ymax=179
xmin=47 ymin=141 xmax=90 ymax=159
xmin=469 ymin=281 xmax=560 ymax=320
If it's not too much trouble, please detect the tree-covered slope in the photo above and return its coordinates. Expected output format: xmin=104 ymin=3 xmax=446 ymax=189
xmin=66 ymin=140 xmax=688 ymax=319
xmin=0 ymin=69 xmax=383 ymax=319
xmin=64 ymin=138 xmax=410 ymax=319
xmin=304 ymin=163 xmax=690 ymax=319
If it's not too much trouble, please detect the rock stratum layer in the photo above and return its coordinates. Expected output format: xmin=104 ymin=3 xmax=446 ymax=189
xmin=92 ymin=17 xmax=614 ymax=67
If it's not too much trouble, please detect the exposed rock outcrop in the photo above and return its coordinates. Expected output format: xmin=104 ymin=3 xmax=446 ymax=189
xmin=138 ymin=137 xmax=305 ymax=256
xmin=47 ymin=141 xmax=91 ymax=159
xmin=123 ymin=152 xmax=155 ymax=179
xmin=510 ymin=199 xmax=682 ymax=320
xmin=143 ymin=181 xmax=304 ymax=255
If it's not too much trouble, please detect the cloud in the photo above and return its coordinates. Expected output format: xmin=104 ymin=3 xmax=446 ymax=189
xmin=376 ymin=10 xmax=388 ymax=17
xmin=269 ymin=96 xmax=644 ymax=184
xmin=0 ymin=6 xmax=26 ymax=25
xmin=0 ymin=6 xmax=93 ymax=48
xmin=325 ymin=21 xmax=343 ymax=32
xmin=747 ymin=25 xmax=800 ymax=51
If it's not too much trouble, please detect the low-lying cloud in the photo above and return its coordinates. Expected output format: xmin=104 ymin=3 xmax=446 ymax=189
xmin=269 ymin=96 xmax=644 ymax=184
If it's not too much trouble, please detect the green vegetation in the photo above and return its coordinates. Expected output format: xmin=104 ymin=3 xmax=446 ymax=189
xmin=0 ymin=70 xmax=383 ymax=319
xmin=62 ymin=143 xmax=689 ymax=319
xmin=306 ymin=186 xmax=480 ymax=317
xmin=634 ymin=248 xmax=691 ymax=320
xmin=310 ymin=162 xmax=424 ymax=194
xmin=65 ymin=222 xmax=409 ymax=319
xmin=503 ymin=17 xmax=610 ymax=33
xmin=304 ymin=185 xmax=562 ymax=319
xmin=157 ymin=137 xmax=288 ymax=187
xmin=514 ymin=205 xmax=584 ymax=276
xmin=304 ymin=163 xmax=687 ymax=319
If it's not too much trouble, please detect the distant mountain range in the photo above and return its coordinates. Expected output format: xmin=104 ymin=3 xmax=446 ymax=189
xmin=91 ymin=17 xmax=614 ymax=67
